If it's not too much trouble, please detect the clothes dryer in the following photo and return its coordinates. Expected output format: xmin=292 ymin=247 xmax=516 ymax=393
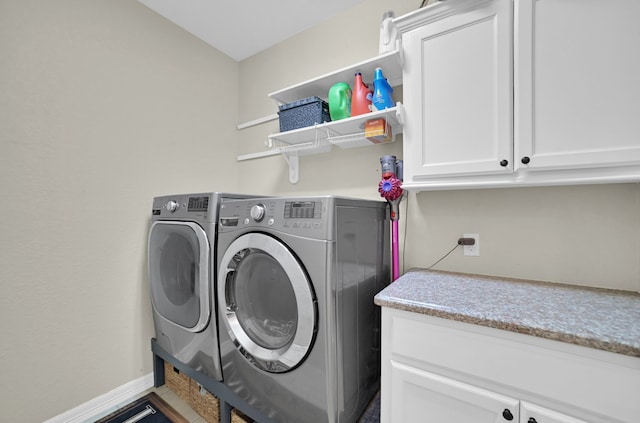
xmin=217 ymin=196 xmax=390 ymax=422
xmin=148 ymin=192 xmax=254 ymax=381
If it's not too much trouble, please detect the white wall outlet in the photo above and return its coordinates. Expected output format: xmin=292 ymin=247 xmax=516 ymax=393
xmin=463 ymin=233 xmax=479 ymax=256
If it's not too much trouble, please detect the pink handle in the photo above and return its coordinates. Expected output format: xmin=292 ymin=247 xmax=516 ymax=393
xmin=392 ymin=220 xmax=400 ymax=281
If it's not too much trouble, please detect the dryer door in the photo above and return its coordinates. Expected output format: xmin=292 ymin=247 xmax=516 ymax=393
xmin=218 ymin=233 xmax=317 ymax=373
xmin=148 ymin=221 xmax=210 ymax=332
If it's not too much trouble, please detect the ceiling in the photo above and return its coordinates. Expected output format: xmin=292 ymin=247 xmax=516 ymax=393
xmin=138 ymin=0 xmax=366 ymax=61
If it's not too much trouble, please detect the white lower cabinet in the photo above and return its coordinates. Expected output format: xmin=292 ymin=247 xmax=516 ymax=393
xmin=391 ymin=362 xmax=588 ymax=423
xmin=391 ymin=361 xmax=520 ymax=422
xmin=381 ymin=308 xmax=640 ymax=423
xmin=520 ymin=401 xmax=589 ymax=423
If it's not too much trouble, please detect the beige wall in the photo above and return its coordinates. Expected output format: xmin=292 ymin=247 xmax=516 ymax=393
xmin=1 ymin=0 xmax=639 ymax=421
xmin=0 ymin=1 xmax=239 ymax=421
xmin=406 ymin=185 xmax=640 ymax=290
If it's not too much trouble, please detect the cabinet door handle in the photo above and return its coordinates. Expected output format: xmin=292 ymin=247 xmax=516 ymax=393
xmin=521 ymin=156 xmax=531 ymax=164
xmin=528 ymin=418 xmax=538 ymax=423
xmin=502 ymin=408 xmax=514 ymax=421
xmin=500 ymin=159 xmax=509 ymax=167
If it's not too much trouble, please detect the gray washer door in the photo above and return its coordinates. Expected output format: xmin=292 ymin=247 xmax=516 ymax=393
xmin=218 ymin=233 xmax=316 ymax=373
xmin=148 ymin=221 xmax=210 ymax=332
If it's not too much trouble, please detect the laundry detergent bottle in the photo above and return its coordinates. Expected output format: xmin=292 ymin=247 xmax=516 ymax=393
xmin=371 ymin=67 xmax=395 ymax=111
xmin=328 ymin=82 xmax=352 ymax=121
xmin=351 ymin=72 xmax=372 ymax=116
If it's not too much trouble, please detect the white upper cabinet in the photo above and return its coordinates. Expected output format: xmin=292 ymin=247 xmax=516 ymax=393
xmin=396 ymin=0 xmax=640 ymax=190
xmin=402 ymin=0 xmax=513 ymax=179
xmin=515 ymin=0 xmax=640 ymax=172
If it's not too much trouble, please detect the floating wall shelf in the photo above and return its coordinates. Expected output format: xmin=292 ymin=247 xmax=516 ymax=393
xmin=268 ymin=49 xmax=403 ymax=105
xmin=267 ymin=104 xmax=405 ymax=184
xmin=237 ymin=49 xmax=405 ymax=184
xmin=268 ymin=104 xmax=405 ymax=149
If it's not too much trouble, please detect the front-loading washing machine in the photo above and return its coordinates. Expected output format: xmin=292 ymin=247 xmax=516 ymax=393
xmin=216 ymin=196 xmax=390 ymax=422
xmin=148 ymin=192 xmax=255 ymax=381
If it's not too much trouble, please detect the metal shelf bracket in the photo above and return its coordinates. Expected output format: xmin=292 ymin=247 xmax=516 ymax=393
xmin=283 ymin=151 xmax=300 ymax=184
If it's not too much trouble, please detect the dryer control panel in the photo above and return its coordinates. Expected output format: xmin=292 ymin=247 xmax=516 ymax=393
xmin=284 ymin=201 xmax=322 ymax=219
xmin=218 ymin=198 xmax=333 ymax=240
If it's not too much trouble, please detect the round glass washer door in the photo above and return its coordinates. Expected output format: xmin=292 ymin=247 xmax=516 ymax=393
xmin=148 ymin=221 xmax=210 ymax=332
xmin=218 ymin=233 xmax=317 ymax=373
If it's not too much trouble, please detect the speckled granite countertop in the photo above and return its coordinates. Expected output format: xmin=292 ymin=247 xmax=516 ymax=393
xmin=374 ymin=269 xmax=640 ymax=358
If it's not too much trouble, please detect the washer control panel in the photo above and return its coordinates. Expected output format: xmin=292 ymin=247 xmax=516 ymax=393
xmin=151 ymin=194 xmax=213 ymax=221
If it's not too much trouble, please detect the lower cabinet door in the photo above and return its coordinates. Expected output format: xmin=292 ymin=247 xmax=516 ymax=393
xmin=520 ymin=401 xmax=589 ymax=423
xmin=390 ymin=361 xmax=519 ymax=422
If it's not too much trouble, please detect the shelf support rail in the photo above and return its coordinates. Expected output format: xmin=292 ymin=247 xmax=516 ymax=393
xmin=269 ymin=124 xmax=335 ymax=184
xmin=236 ymin=113 xmax=278 ymax=130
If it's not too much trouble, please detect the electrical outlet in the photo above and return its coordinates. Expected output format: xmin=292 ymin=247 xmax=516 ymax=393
xmin=463 ymin=233 xmax=479 ymax=256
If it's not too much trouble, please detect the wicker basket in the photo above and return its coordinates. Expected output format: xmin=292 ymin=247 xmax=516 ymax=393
xmin=231 ymin=408 xmax=254 ymax=423
xmin=190 ymin=382 xmax=221 ymax=423
xmin=278 ymin=96 xmax=331 ymax=132
xmin=163 ymin=361 xmax=190 ymax=403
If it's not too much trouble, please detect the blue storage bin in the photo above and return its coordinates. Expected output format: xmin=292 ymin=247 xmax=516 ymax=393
xmin=278 ymin=96 xmax=331 ymax=132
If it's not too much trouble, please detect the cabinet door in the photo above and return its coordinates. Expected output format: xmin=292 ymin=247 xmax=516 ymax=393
xmin=520 ymin=401 xmax=590 ymax=423
xmin=390 ymin=361 xmax=520 ymax=422
xmin=403 ymin=0 xmax=513 ymax=180
xmin=515 ymin=0 xmax=640 ymax=171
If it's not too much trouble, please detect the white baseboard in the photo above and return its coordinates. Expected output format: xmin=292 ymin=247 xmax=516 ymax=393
xmin=44 ymin=373 xmax=154 ymax=423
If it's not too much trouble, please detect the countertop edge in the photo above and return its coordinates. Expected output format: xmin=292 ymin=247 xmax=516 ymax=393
xmin=374 ymin=270 xmax=640 ymax=358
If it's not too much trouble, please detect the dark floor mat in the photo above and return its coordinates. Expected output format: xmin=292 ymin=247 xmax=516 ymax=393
xmin=94 ymin=392 xmax=188 ymax=423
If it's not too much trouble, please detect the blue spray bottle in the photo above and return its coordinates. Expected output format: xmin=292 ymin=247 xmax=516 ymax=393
xmin=371 ymin=67 xmax=395 ymax=111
